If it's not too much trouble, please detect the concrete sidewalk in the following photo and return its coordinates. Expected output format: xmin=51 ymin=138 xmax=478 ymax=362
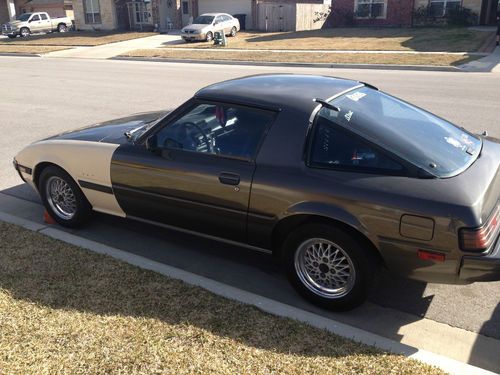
xmin=460 ymin=46 xmax=500 ymax=72
xmin=43 ymin=34 xmax=182 ymax=59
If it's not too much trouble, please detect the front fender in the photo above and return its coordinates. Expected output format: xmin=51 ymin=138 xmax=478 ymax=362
xmin=15 ymin=139 xmax=125 ymax=217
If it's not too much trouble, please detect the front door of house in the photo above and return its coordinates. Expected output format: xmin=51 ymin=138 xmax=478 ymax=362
xmin=181 ymin=0 xmax=191 ymax=25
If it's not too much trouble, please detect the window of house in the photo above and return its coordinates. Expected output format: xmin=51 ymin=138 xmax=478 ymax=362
xmin=84 ymin=0 xmax=101 ymax=24
xmin=355 ymin=0 xmax=386 ymax=18
xmin=182 ymin=1 xmax=189 ymax=14
xmin=429 ymin=0 xmax=461 ymax=17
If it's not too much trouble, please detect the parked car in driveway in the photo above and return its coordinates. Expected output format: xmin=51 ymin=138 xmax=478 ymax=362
xmin=2 ymin=12 xmax=73 ymax=38
xmin=181 ymin=13 xmax=240 ymax=42
xmin=13 ymin=74 xmax=500 ymax=311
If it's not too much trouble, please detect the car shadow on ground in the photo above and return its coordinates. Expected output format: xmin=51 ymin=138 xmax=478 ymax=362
xmin=0 ymin=183 xmax=433 ymax=349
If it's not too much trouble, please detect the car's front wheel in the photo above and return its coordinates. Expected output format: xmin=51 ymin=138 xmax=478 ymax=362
xmin=20 ymin=27 xmax=30 ymax=37
xmin=205 ymin=31 xmax=213 ymax=42
xmin=39 ymin=166 xmax=92 ymax=228
xmin=284 ymin=224 xmax=378 ymax=311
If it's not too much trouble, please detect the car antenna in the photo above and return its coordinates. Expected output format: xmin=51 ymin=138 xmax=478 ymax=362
xmin=313 ymin=98 xmax=340 ymax=112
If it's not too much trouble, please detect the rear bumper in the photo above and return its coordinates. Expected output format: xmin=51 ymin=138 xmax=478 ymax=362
xmin=459 ymin=238 xmax=500 ymax=282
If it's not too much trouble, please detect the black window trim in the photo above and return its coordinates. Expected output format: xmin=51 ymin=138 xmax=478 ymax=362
xmin=305 ymin=113 xmax=416 ymax=177
xmin=140 ymin=98 xmax=279 ymax=163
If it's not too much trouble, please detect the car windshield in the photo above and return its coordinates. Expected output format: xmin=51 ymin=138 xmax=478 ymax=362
xmin=16 ymin=13 xmax=32 ymax=21
xmin=322 ymin=87 xmax=482 ymax=177
xmin=193 ymin=15 xmax=214 ymax=24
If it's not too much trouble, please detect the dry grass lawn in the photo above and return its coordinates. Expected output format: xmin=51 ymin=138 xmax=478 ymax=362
xmin=0 ymin=45 xmax=69 ymax=54
xmin=123 ymin=48 xmax=478 ymax=66
xmin=173 ymin=28 xmax=492 ymax=52
xmin=0 ymin=221 xmax=444 ymax=374
xmin=0 ymin=31 xmax=154 ymax=47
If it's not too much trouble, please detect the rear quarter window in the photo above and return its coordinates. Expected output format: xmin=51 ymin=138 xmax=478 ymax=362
xmin=309 ymin=116 xmax=404 ymax=174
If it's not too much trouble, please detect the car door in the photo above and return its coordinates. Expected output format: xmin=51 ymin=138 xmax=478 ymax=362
xmin=39 ymin=13 xmax=51 ymax=32
xmin=111 ymin=101 xmax=276 ymax=242
xmin=213 ymin=15 xmax=224 ymax=32
xmin=29 ymin=14 xmax=42 ymax=32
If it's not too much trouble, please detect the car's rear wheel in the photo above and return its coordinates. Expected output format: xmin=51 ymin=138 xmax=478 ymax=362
xmin=58 ymin=24 xmax=67 ymax=32
xmin=20 ymin=27 xmax=30 ymax=37
xmin=205 ymin=31 xmax=213 ymax=42
xmin=39 ymin=166 xmax=92 ymax=228
xmin=283 ymin=223 xmax=378 ymax=311
xmin=230 ymin=26 xmax=237 ymax=37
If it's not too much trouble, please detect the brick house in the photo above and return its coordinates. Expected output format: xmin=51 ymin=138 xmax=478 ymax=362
xmin=69 ymin=0 xmax=498 ymax=32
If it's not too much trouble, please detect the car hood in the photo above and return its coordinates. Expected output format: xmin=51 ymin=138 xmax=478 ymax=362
xmin=184 ymin=23 xmax=210 ymax=31
xmin=4 ymin=20 xmax=22 ymax=27
xmin=46 ymin=111 xmax=167 ymax=145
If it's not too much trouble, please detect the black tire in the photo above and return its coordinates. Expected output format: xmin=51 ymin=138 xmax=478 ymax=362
xmin=283 ymin=223 xmax=378 ymax=311
xmin=205 ymin=31 xmax=213 ymax=42
xmin=58 ymin=23 xmax=67 ymax=32
xmin=7 ymin=35 xmax=16 ymax=39
xmin=20 ymin=27 xmax=30 ymax=37
xmin=230 ymin=26 xmax=237 ymax=37
xmin=38 ymin=166 xmax=92 ymax=228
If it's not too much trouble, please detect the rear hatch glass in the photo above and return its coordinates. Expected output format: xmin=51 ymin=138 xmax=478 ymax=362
xmin=326 ymin=87 xmax=482 ymax=178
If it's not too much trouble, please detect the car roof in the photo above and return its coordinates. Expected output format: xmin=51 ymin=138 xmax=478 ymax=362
xmin=199 ymin=13 xmax=228 ymax=17
xmin=195 ymin=74 xmax=365 ymax=112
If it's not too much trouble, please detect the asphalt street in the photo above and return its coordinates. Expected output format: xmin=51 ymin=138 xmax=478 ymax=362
xmin=0 ymin=56 xmax=499 ymax=369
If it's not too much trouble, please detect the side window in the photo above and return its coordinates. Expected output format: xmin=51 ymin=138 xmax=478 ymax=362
xmin=309 ymin=118 xmax=403 ymax=172
xmin=156 ymin=103 xmax=274 ymax=160
xmin=31 ymin=14 xmax=40 ymax=21
xmin=40 ymin=13 xmax=48 ymax=20
xmin=215 ymin=16 xmax=223 ymax=24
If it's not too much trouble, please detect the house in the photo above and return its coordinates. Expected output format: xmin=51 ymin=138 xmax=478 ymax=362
xmin=1 ymin=0 xmax=73 ymax=25
xmin=69 ymin=0 xmax=498 ymax=32
xmin=18 ymin=0 xmax=73 ymax=18
xmin=329 ymin=0 xmax=494 ymax=27
xmin=1 ymin=0 xmax=18 ymax=24
xmin=71 ymin=0 xmax=331 ymax=32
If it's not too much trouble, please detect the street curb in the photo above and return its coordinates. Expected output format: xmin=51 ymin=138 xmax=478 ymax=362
xmin=111 ymin=56 xmax=461 ymax=72
xmin=0 ymin=52 xmax=41 ymax=57
xmin=0 ymin=210 xmax=495 ymax=375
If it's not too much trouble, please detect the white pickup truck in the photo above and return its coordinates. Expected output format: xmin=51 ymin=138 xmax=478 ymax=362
xmin=2 ymin=12 xmax=73 ymax=38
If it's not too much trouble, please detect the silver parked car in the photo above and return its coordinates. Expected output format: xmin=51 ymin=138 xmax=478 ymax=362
xmin=181 ymin=13 xmax=240 ymax=42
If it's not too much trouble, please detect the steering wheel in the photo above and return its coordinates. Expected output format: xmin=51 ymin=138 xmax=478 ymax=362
xmin=181 ymin=122 xmax=214 ymax=153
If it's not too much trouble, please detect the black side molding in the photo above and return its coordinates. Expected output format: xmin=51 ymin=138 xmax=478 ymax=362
xmin=79 ymin=180 xmax=113 ymax=194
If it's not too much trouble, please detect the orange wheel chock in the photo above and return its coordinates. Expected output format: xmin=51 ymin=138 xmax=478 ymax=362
xmin=43 ymin=210 xmax=56 ymax=225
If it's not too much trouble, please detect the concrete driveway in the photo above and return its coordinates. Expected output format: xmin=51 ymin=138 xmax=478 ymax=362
xmin=1 ymin=56 xmax=499 ymax=372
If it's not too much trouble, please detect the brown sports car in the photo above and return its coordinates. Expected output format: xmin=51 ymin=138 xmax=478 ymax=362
xmin=14 ymin=74 xmax=500 ymax=310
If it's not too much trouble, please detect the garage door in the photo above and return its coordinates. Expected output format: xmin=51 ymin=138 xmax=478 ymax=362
xmin=198 ymin=0 xmax=252 ymax=29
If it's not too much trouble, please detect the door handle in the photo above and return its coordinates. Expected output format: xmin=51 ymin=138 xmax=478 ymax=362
xmin=218 ymin=172 xmax=240 ymax=186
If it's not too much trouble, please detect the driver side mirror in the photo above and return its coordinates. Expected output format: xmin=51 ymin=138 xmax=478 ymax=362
xmin=145 ymin=134 xmax=160 ymax=154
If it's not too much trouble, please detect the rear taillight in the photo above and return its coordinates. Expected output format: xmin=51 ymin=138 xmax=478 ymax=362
xmin=460 ymin=205 xmax=500 ymax=252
